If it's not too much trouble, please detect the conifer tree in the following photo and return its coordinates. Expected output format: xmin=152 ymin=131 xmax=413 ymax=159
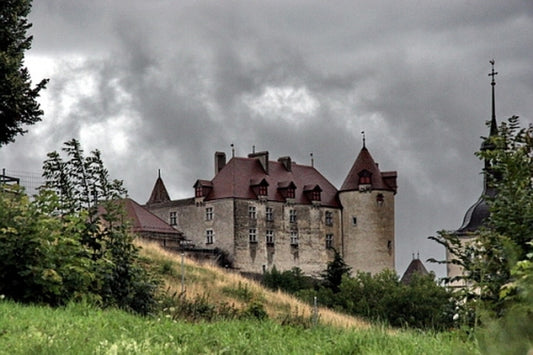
xmin=0 ymin=0 xmax=48 ymax=146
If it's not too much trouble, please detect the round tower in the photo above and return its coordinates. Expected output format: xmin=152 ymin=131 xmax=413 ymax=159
xmin=338 ymin=143 xmax=397 ymax=274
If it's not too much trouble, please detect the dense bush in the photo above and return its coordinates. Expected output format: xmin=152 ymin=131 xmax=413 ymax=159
xmin=0 ymin=188 xmax=93 ymax=305
xmin=262 ymin=255 xmax=455 ymax=330
xmin=0 ymin=139 xmax=158 ymax=314
xmin=262 ymin=266 xmax=316 ymax=294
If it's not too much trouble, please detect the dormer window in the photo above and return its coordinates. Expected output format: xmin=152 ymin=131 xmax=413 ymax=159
xmin=250 ymin=178 xmax=269 ymax=200
xmin=278 ymin=181 xmax=297 ymax=201
xmin=287 ymin=187 xmax=295 ymax=198
xmin=304 ymin=184 xmax=322 ymax=203
xmin=358 ymin=170 xmax=372 ymax=185
xmin=194 ymin=180 xmax=213 ymax=198
xmin=195 ymin=186 xmax=203 ymax=197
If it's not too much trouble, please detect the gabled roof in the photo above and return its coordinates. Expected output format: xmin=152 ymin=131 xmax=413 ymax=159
xmin=204 ymin=156 xmax=341 ymax=207
xmin=400 ymin=258 xmax=429 ymax=284
xmin=147 ymin=176 xmax=170 ymax=204
xmin=340 ymin=146 xmax=397 ymax=193
xmin=123 ymin=198 xmax=182 ymax=236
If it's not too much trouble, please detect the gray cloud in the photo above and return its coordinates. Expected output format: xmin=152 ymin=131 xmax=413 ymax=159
xmin=2 ymin=0 xmax=533 ymax=277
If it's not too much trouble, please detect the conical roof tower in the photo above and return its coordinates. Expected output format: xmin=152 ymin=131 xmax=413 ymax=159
xmin=146 ymin=170 xmax=171 ymax=204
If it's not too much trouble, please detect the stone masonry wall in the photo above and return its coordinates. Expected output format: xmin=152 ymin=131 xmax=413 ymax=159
xmin=339 ymin=189 xmax=395 ymax=274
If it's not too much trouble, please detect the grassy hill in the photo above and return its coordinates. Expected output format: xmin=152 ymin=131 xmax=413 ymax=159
xmin=0 ymin=240 xmax=479 ymax=354
xmin=138 ymin=240 xmax=368 ymax=329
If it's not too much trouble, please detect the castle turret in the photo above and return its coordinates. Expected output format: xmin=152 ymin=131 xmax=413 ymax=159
xmin=146 ymin=170 xmax=171 ymax=205
xmin=338 ymin=140 xmax=397 ymax=274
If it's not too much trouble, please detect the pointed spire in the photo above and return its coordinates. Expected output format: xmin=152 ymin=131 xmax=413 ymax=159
xmin=147 ymin=171 xmax=171 ymax=204
xmin=340 ymin=143 xmax=397 ymax=193
xmin=488 ymin=59 xmax=498 ymax=137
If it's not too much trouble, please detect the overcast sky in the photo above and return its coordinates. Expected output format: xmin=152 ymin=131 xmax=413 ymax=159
xmin=1 ymin=0 xmax=532 ymax=277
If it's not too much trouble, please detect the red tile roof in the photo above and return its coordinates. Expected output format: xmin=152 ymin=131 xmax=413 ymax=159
xmin=123 ymin=198 xmax=182 ymax=235
xmin=204 ymin=157 xmax=341 ymax=207
xmin=340 ymin=147 xmax=397 ymax=193
xmin=147 ymin=176 xmax=170 ymax=204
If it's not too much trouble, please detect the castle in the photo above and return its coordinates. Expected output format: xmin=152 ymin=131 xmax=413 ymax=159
xmin=144 ymin=143 xmax=397 ymax=277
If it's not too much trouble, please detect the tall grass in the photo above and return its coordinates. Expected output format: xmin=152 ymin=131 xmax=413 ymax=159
xmin=0 ymin=300 xmax=478 ymax=354
xmin=138 ymin=240 xmax=368 ymax=329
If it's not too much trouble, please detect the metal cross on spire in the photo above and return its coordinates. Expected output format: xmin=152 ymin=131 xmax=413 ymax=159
xmin=488 ymin=59 xmax=498 ymax=136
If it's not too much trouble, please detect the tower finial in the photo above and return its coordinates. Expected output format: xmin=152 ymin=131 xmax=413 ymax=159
xmin=488 ymin=59 xmax=498 ymax=136
xmin=310 ymin=152 xmax=314 ymax=167
xmin=361 ymin=131 xmax=366 ymax=148
xmin=231 ymin=143 xmax=235 ymax=158
xmin=158 ymin=169 xmax=161 ymax=178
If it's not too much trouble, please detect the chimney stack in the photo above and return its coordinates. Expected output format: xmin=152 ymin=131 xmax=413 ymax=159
xmin=278 ymin=156 xmax=292 ymax=171
xmin=248 ymin=151 xmax=269 ymax=174
xmin=215 ymin=151 xmax=226 ymax=174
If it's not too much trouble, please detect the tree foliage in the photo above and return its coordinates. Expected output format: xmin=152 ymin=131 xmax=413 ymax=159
xmin=0 ymin=0 xmax=48 ymax=146
xmin=430 ymin=116 xmax=533 ymax=318
xmin=40 ymin=139 xmax=158 ymax=313
xmin=321 ymin=249 xmax=351 ymax=293
xmin=0 ymin=187 xmax=93 ymax=305
xmin=0 ymin=139 xmax=158 ymax=314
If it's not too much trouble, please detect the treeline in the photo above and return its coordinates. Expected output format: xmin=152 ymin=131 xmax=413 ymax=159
xmin=262 ymin=252 xmax=455 ymax=330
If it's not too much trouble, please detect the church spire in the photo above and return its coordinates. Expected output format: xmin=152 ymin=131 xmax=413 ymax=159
xmin=488 ymin=59 xmax=498 ymax=137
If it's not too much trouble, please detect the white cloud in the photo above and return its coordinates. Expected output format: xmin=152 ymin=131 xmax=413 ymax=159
xmin=244 ymin=86 xmax=320 ymax=123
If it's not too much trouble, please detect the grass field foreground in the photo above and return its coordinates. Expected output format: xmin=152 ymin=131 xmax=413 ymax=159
xmin=0 ymin=300 xmax=478 ymax=354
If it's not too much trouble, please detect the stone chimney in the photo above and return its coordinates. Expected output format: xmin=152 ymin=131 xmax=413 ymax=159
xmin=278 ymin=156 xmax=292 ymax=172
xmin=215 ymin=151 xmax=226 ymax=175
xmin=248 ymin=151 xmax=269 ymax=174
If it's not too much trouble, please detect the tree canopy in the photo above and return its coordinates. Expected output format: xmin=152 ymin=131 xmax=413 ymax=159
xmin=0 ymin=0 xmax=48 ymax=146
xmin=430 ymin=116 xmax=533 ymax=319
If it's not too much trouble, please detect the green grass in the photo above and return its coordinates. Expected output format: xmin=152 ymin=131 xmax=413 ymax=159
xmin=0 ymin=300 xmax=478 ymax=355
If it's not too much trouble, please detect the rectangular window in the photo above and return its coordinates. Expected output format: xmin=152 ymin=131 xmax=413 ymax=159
xmin=289 ymin=209 xmax=297 ymax=223
xmin=248 ymin=205 xmax=256 ymax=219
xmin=206 ymin=229 xmax=214 ymax=244
xmin=195 ymin=186 xmax=203 ymax=197
xmin=258 ymin=185 xmax=267 ymax=196
xmin=287 ymin=188 xmax=295 ymax=198
xmin=266 ymin=230 xmax=274 ymax=245
xmin=266 ymin=207 xmax=273 ymax=221
xmin=326 ymin=234 xmax=334 ymax=249
xmin=290 ymin=231 xmax=299 ymax=246
xmin=249 ymin=228 xmax=257 ymax=243
xmin=169 ymin=211 xmax=177 ymax=226
xmin=325 ymin=211 xmax=333 ymax=226
xmin=205 ymin=207 xmax=213 ymax=221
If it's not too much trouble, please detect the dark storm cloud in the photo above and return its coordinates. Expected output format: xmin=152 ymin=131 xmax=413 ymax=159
xmin=2 ymin=0 xmax=532 ymax=276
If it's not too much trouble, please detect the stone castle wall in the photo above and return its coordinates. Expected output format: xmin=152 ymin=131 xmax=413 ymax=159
xmin=339 ymin=189 xmax=395 ymax=274
xmin=147 ymin=198 xmax=344 ymax=276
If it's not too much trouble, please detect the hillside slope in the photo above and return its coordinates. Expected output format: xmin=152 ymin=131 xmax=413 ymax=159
xmin=137 ymin=240 xmax=369 ymax=329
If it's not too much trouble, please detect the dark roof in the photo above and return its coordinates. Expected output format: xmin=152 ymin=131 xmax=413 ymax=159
xmin=400 ymin=258 xmax=429 ymax=284
xmin=340 ymin=146 xmax=397 ymax=193
xmin=147 ymin=176 xmax=170 ymax=204
xmin=123 ymin=198 xmax=182 ymax=236
xmin=456 ymin=196 xmax=489 ymax=235
xmin=204 ymin=156 xmax=341 ymax=207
